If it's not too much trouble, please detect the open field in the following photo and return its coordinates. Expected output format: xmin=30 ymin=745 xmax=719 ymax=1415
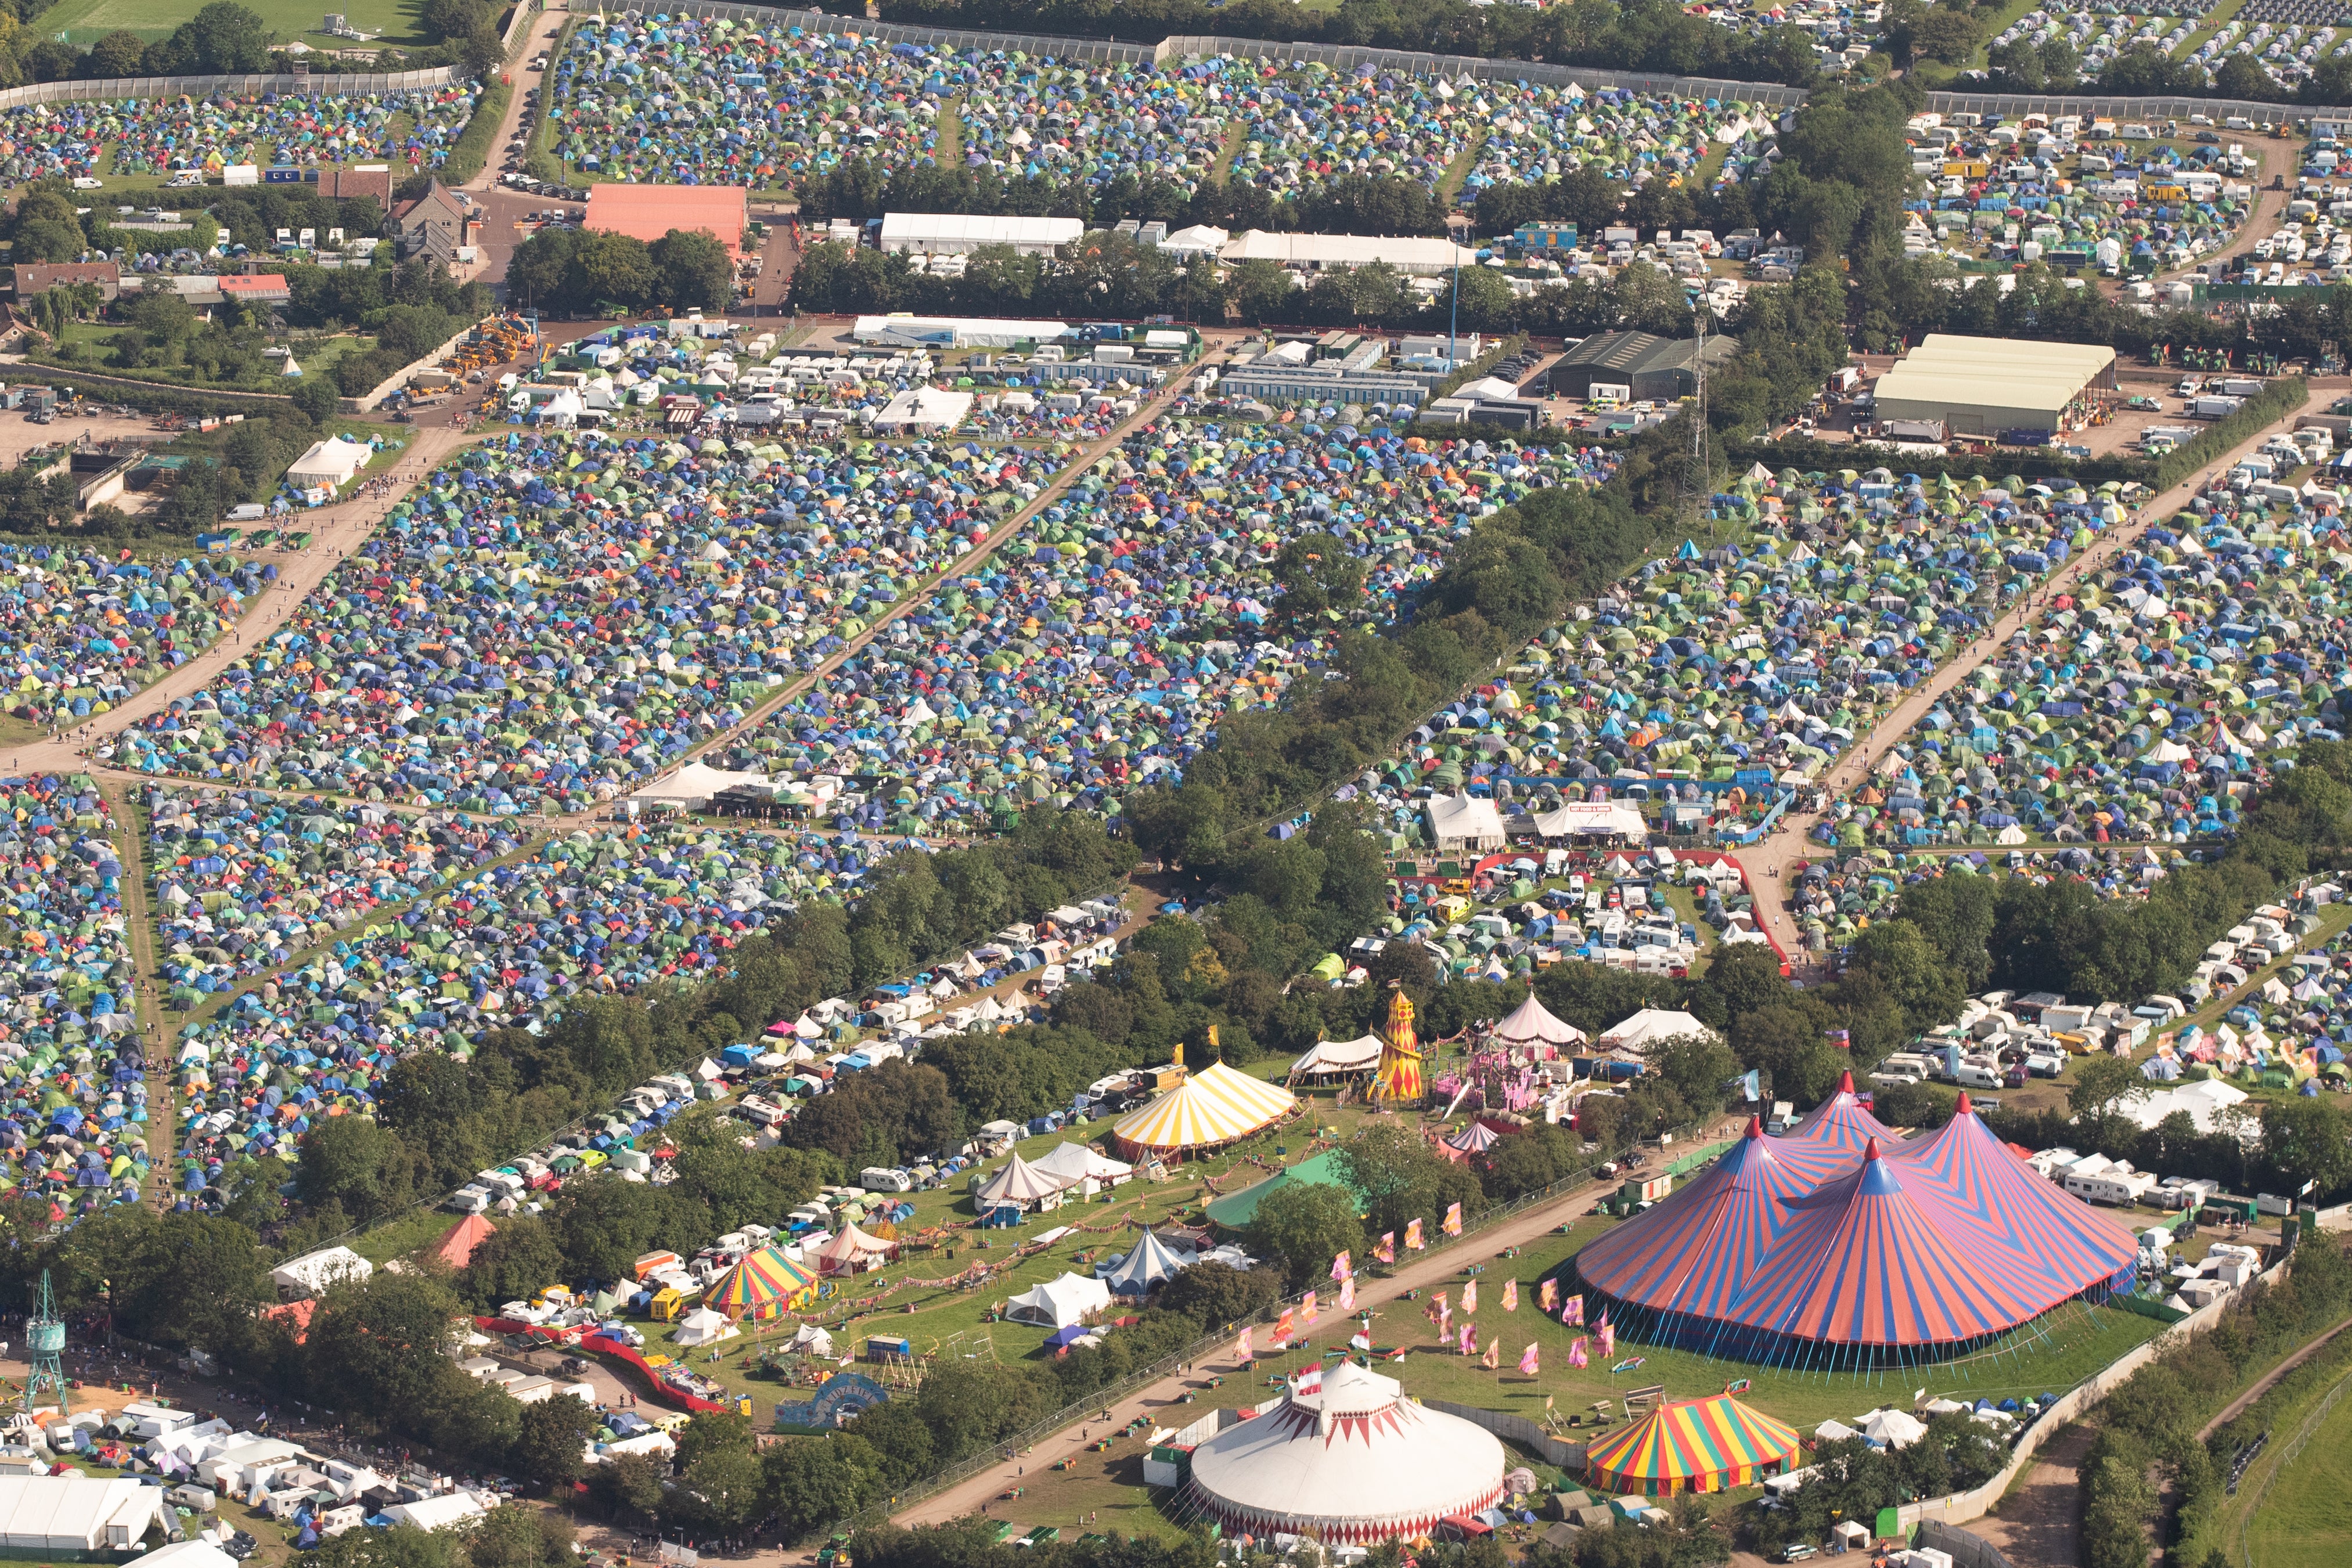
xmin=34 ymin=0 xmax=436 ymax=51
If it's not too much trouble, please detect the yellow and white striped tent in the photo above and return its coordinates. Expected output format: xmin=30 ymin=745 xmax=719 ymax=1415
xmin=1113 ymin=1062 xmax=1299 ymax=1159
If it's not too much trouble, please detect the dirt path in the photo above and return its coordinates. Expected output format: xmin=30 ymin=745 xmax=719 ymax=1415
xmin=100 ymin=774 xmax=177 ymax=1209
xmin=1737 ymin=401 xmax=2312 ymax=958
xmin=1970 ymin=1421 xmax=2096 ymax=1568
xmin=461 ymin=6 xmax=570 ymax=196
xmin=2197 ymin=1315 xmax=2352 ymax=1441
xmin=891 ymin=1120 xmax=1752 ymax=1531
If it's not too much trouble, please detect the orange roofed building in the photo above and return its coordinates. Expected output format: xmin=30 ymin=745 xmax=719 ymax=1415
xmin=584 ymin=184 xmax=751 ymax=261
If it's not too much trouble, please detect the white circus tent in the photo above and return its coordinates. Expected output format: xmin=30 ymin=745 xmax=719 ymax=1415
xmin=1112 ymin=1062 xmax=1298 ymax=1159
xmin=1186 ymin=1360 xmax=1508 ymax=1542
xmin=1489 ymin=993 xmax=1586 ymax=1050
xmin=973 ymin=1150 xmax=1072 ymax=1209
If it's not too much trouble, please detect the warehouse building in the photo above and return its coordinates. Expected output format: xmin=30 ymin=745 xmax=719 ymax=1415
xmin=1871 ymin=334 xmax=2117 ymax=438
xmin=852 ymin=315 xmax=1070 ymax=350
xmin=879 ymin=214 xmax=1083 ymax=257
xmin=1546 ymin=330 xmax=1739 ymax=402
xmin=1219 ymin=230 xmax=1481 ymax=277
xmin=0 ymin=1476 xmax=167 ymax=1558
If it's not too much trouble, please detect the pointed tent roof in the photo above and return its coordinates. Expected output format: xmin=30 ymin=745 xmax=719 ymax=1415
xmin=1490 ymin=993 xmax=1587 ymax=1048
xmin=1031 ymin=1141 xmax=1134 ymax=1185
xmin=1885 ymin=1093 xmax=2138 ymax=1302
xmin=974 ymin=1150 xmax=1072 ymax=1206
xmin=1445 ymin=1120 xmax=1504 ymax=1155
xmin=815 ymin=1221 xmax=897 ymax=1275
xmin=1573 ymin=1118 xmax=1846 ymax=1324
xmin=708 ymin=1245 xmax=817 ymax=1315
xmin=432 ymin=1213 xmax=495 ymax=1270
xmin=1112 ymin=1062 xmax=1298 ymax=1157
xmin=1782 ymin=1070 xmax=1900 ymax=1152
xmin=1583 ymin=1393 xmax=1802 ymax=1496
xmin=1100 ymin=1228 xmax=1191 ymax=1295
xmin=1729 ymin=1140 xmax=2055 ymax=1345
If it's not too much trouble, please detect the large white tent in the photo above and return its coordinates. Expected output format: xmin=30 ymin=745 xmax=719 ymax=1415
xmin=1289 ymin=1034 xmax=1383 ymax=1082
xmin=674 ymin=1306 xmax=740 ymax=1347
xmin=1098 ymin=1229 xmax=1192 ymax=1296
xmin=1032 ymin=1141 xmax=1134 ymax=1187
xmin=973 ymin=1151 xmax=1072 ymax=1207
xmin=1489 ymin=994 xmax=1586 ymax=1050
xmin=1187 ymin=1361 xmax=1507 ymax=1542
xmin=1112 ymin=1062 xmax=1298 ymax=1159
xmin=1006 ymin=1271 xmax=1112 ymax=1329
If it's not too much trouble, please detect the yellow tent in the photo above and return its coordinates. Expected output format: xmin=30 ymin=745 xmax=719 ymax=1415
xmin=1112 ymin=1061 xmax=1298 ymax=1159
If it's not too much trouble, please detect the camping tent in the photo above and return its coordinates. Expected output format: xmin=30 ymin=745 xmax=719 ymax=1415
xmin=1112 ymin=1062 xmax=1298 ymax=1158
xmin=815 ymin=1221 xmax=898 ymax=1276
xmin=1098 ymin=1228 xmax=1192 ymax=1295
xmin=1288 ymin=1035 xmax=1383 ymax=1082
xmin=707 ymin=1245 xmax=818 ymax=1317
xmin=1006 ymin=1271 xmax=1112 ymax=1329
xmin=1582 ymin=1395 xmax=1802 ymax=1495
xmin=674 ymin=1306 xmax=740 ymax=1346
xmin=1860 ymin=1408 xmax=1929 ymax=1450
xmin=973 ymin=1151 xmax=1072 ymax=1208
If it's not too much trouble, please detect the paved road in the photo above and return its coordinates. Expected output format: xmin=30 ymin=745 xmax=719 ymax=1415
xmin=1734 ymin=401 xmax=2314 ymax=961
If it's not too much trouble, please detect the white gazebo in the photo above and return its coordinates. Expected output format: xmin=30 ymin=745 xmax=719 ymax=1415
xmin=1005 ymin=1271 xmax=1111 ymax=1329
xmin=1489 ymin=994 xmax=1586 ymax=1052
xmin=1425 ymin=792 xmax=1507 ymax=854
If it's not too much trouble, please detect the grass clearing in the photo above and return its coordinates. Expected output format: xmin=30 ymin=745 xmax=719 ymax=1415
xmin=2206 ymin=1340 xmax=2352 ymax=1566
xmin=34 ymin=0 xmax=435 ymax=51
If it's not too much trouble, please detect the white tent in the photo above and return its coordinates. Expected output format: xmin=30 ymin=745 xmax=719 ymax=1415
xmin=1098 ymin=1229 xmax=1192 ymax=1295
xmin=270 ymin=1245 xmax=372 ymax=1297
xmin=630 ymin=763 xmax=770 ymax=810
xmin=973 ymin=1151 xmax=1072 ymax=1207
xmin=1490 ymin=994 xmax=1587 ymax=1050
xmin=285 ymin=436 xmax=371 ymax=489
xmin=1290 ymin=1035 xmax=1383 ymax=1080
xmin=1597 ymin=1008 xmax=1717 ymax=1051
xmin=815 ymin=1221 xmax=897 ymax=1275
xmin=790 ymin=1323 xmax=835 ymax=1358
xmin=1006 ymin=1271 xmax=1111 ymax=1329
xmin=1859 ymin=1408 xmax=1928 ymax=1450
xmin=674 ymin=1307 xmax=740 ymax=1347
xmin=1032 ymin=1141 xmax=1133 ymax=1187
xmin=1530 ymin=801 xmax=1648 ymax=842
xmin=1425 ymin=792 xmax=1507 ymax=853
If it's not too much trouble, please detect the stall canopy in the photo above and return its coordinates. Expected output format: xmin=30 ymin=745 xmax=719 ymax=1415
xmin=1582 ymin=1395 xmax=1803 ymax=1495
xmin=1112 ymin=1062 xmax=1298 ymax=1158
xmin=1098 ymin=1228 xmax=1192 ymax=1295
xmin=1031 ymin=1141 xmax=1134 ymax=1187
xmin=673 ymin=1306 xmax=740 ymax=1346
xmin=1006 ymin=1271 xmax=1112 ymax=1329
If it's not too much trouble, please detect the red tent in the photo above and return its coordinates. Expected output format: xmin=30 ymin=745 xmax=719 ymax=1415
xmin=434 ymin=1213 xmax=497 ymax=1270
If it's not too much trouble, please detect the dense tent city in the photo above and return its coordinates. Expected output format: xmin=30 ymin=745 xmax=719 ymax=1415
xmin=5 ymin=3 xmax=2352 ymax=1568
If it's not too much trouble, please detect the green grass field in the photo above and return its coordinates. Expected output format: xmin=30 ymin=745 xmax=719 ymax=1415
xmin=2243 ymin=1369 xmax=2352 ymax=1568
xmin=35 ymin=0 xmax=435 ymax=51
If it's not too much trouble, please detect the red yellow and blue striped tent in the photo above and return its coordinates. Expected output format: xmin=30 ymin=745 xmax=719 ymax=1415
xmin=1583 ymin=1394 xmax=1802 ymax=1496
xmin=707 ymin=1245 xmax=817 ymax=1320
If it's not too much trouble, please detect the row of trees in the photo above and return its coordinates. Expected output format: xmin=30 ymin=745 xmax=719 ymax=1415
xmin=874 ymin=0 xmax=1827 ymax=89
xmin=505 ymin=224 xmax=738 ymax=318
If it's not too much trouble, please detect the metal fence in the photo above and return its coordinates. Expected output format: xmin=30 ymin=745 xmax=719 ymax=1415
xmin=0 ymin=69 xmax=463 ymax=110
xmin=1915 ymin=1522 xmax=2017 ymax=1568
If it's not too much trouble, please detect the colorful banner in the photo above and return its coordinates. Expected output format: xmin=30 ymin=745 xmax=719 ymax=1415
xmin=1330 ymin=1251 xmax=1352 ymax=1281
xmin=1405 ymin=1218 xmax=1424 ymax=1250
xmin=1568 ymin=1336 xmax=1589 ymax=1369
xmin=1375 ymin=1231 xmax=1396 ymax=1263
xmin=1338 ymin=1277 xmax=1355 ymax=1311
xmin=1539 ymin=1278 xmax=1558 ymax=1313
xmin=1462 ymin=1279 xmax=1478 ymax=1315
xmin=1301 ymin=1290 xmax=1318 ymax=1326
xmin=1443 ymin=1202 xmax=1463 ymax=1236
xmin=1502 ymin=1279 xmax=1518 ymax=1313
xmin=1519 ymin=1343 xmax=1540 ymax=1376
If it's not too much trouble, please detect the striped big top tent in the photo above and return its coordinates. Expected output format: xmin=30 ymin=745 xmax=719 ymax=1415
xmin=1583 ymin=1394 xmax=1802 ymax=1496
xmin=1113 ymin=1062 xmax=1298 ymax=1159
xmin=707 ymin=1245 xmax=817 ymax=1319
xmin=1569 ymin=1079 xmax=2137 ymax=1353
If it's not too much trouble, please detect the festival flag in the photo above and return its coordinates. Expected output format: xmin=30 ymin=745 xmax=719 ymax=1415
xmin=1301 ymin=1290 xmax=1319 ymax=1326
xmin=1338 ymin=1277 xmax=1355 ymax=1311
xmin=1502 ymin=1279 xmax=1518 ymax=1313
xmin=1462 ymin=1279 xmax=1478 ymax=1315
xmin=1442 ymin=1202 xmax=1463 ymax=1236
xmin=1276 ymin=1306 xmax=1294 ymax=1341
xmin=1236 ymin=1326 xmax=1254 ymax=1361
xmin=1598 ymin=1314 xmax=1615 ymax=1358
xmin=1294 ymin=1362 xmax=1323 ymax=1397
xmin=1405 ymin=1218 xmax=1424 ymax=1250
xmin=1460 ymin=1323 xmax=1477 ymax=1357
xmin=1331 ymin=1252 xmax=1352 ymax=1282
xmin=1519 ymin=1343 xmax=1540 ymax=1377
xmin=1568 ymin=1337 xmax=1589 ymax=1369
xmin=1481 ymin=1336 xmax=1500 ymax=1371
xmin=1350 ymin=1329 xmax=1372 ymax=1351
xmin=1562 ymin=1295 xmax=1584 ymax=1326
xmin=1375 ymin=1231 xmax=1396 ymax=1264
xmin=1539 ymin=1278 xmax=1558 ymax=1313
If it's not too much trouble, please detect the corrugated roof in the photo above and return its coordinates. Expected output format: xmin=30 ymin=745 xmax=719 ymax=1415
xmin=1875 ymin=334 xmax=2115 ymax=420
xmin=585 ymin=184 xmax=751 ymax=260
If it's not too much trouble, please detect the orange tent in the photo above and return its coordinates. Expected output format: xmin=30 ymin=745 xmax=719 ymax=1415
xmin=434 ymin=1213 xmax=496 ymax=1270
